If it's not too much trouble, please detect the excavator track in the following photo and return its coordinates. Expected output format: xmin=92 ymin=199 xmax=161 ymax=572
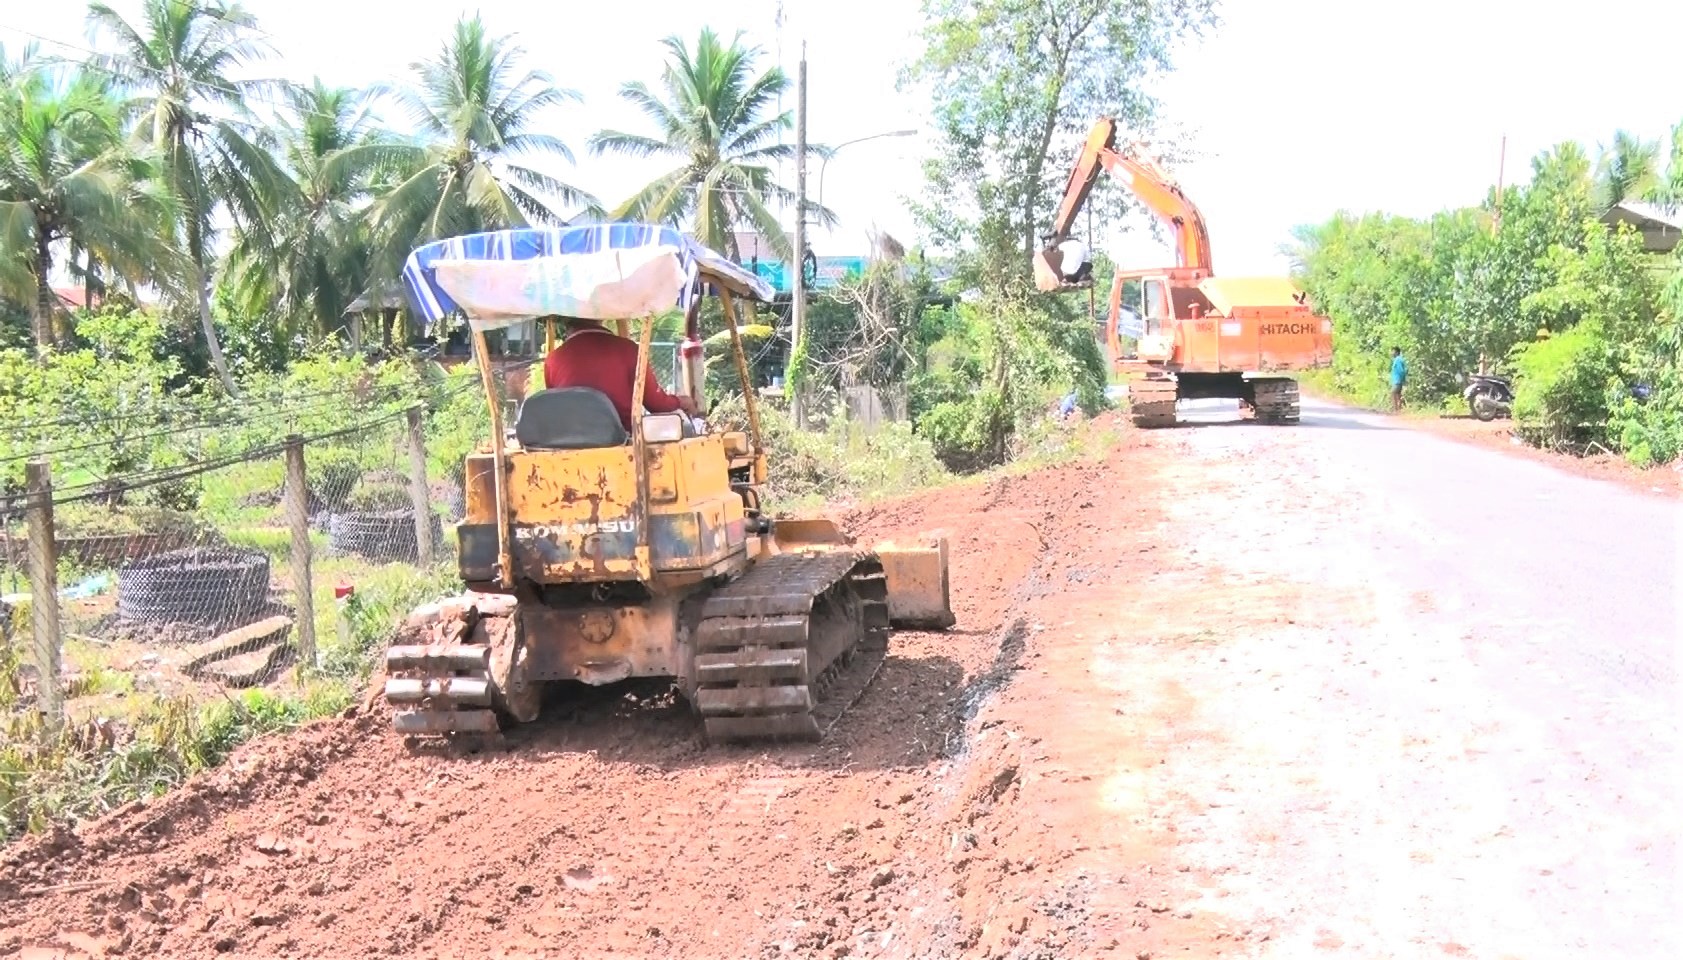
xmin=1127 ymin=377 xmax=1180 ymax=429
xmin=1249 ymin=377 xmax=1301 ymax=424
xmin=691 ymin=550 xmax=890 ymax=743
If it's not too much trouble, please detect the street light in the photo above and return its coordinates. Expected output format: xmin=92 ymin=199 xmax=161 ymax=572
xmin=816 ymin=128 xmax=918 ymax=212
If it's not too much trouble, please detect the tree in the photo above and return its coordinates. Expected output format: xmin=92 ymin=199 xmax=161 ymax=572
xmin=588 ymin=27 xmax=824 ymax=259
xmin=224 ymin=79 xmax=384 ymax=345
xmin=362 ymin=15 xmax=594 ymax=262
xmin=1651 ymin=120 xmax=1683 ymax=209
xmin=1594 ymin=129 xmax=1660 ymax=210
xmin=87 ymin=0 xmax=287 ymax=395
xmin=905 ymin=0 xmax=1218 ymax=285
xmin=0 ymin=45 xmax=177 ymax=349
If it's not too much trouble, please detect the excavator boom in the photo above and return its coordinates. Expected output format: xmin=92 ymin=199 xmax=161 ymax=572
xmin=1033 ymin=116 xmax=1334 ymax=430
xmin=1034 ymin=117 xmax=1213 ymax=291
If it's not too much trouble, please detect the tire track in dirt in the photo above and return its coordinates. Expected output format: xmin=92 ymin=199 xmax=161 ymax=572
xmin=1 ymin=433 xmax=1159 ymax=960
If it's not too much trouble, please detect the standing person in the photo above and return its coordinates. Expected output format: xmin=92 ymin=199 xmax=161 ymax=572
xmin=1389 ymin=346 xmax=1408 ymax=413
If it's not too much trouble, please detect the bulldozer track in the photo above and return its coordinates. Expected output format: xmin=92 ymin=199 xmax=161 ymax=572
xmin=1250 ymin=377 xmax=1301 ymax=424
xmin=692 ymin=550 xmax=890 ymax=743
xmin=1128 ymin=378 xmax=1180 ymax=429
xmin=384 ymin=551 xmax=893 ymax=743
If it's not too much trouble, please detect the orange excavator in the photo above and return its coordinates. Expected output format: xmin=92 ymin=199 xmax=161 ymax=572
xmin=1033 ymin=117 xmax=1332 ymax=427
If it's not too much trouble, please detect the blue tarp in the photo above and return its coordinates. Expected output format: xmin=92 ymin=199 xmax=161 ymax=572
xmin=401 ymin=223 xmax=775 ymax=324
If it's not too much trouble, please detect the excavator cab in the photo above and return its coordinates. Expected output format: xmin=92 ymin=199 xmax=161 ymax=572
xmin=386 ymin=224 xmax=955 ymax=742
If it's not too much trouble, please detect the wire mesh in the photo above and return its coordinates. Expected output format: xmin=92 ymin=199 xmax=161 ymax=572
xmin=0 ymin=388 xmax=464 ymax=722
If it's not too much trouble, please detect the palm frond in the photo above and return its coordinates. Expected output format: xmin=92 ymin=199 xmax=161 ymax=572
xmin=502 ymin=160 xmax=598 ymax=212
xmin=587 ymin=129 xmax=674 ymax=160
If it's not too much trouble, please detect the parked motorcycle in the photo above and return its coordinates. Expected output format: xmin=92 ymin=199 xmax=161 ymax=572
xmin=1464 ymin=372 xmax=1514 ymax=421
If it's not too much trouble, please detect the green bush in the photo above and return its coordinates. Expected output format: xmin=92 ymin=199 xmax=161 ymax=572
xmin=709 ymin=394 xmax=949 ymax=508
xmin=346 ymin=482 xmax=412 ymax=512
xmin=0 ymin=306 xmax=198 ymax=501
xmin=1510 ymin=324 xmax=1616 ymax=449
xmin=318 ymin=561 xmax=460 ymax=680
xmin=907 ymin=293 xmax=1105 ymax=470
xmin=419 ymin=362 xmax=489 ymax=489
xmin=311 ymin=457 xmax=364 ymax=509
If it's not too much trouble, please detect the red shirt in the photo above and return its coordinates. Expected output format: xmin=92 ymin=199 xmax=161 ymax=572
xmin=542 ymin=327 xmax=682 ymax=431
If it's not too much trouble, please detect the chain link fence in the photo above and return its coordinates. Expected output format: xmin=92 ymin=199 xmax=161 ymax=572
xmin=0 ymin=396 xmax=463 ymax=738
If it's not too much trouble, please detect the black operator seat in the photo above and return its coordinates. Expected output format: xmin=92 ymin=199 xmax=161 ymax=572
xmin=514 ymin=387 xmax=629 ymax=449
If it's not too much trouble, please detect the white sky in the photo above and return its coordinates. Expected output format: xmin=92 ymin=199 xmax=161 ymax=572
xmin=5 ymin=0 xmax=1681 ymax=278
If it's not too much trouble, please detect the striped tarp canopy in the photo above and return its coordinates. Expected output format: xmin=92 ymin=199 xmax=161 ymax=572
xmin=401 ymin=222 xmax=775 ymax=329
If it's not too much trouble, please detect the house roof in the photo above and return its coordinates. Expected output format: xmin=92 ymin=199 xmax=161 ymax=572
xmin=50 ymin=286 xmax=160 ymax=310
xmin=1600 ymin=200 xmax=1682 ymax=253
xmin=345 ymin=282 xmax=407 ymax=313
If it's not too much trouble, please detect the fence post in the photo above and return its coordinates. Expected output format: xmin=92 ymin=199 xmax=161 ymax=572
xmin=283 ymin=436 xmax=318 ymax=670
xmin=404 ymin=404 xmax=435 ymax=566
xmin=24 ymin=460 xmax=61 ymax=734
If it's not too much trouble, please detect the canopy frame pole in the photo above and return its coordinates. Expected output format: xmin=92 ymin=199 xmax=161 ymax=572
xmin=472 ymin=325 xmax=513 ymax=588
xmin=717 ymin=286 xmax=765 ymax=482
xmin=630 ymin=315 xmax=655 ymax=572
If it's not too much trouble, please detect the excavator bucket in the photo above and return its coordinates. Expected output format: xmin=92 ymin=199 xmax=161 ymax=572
xmin=1033 ymin=245 xmax=1066 ymax=292
xmin=872 ymin=537 xmax=955 ymax=629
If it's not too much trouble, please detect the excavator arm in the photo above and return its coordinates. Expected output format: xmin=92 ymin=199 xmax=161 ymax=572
xmin=1033 ymin=117 xmax=1214 ymax=292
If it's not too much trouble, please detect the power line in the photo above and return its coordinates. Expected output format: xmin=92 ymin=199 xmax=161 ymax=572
xmin=1 ymin=371 xmax=481 ymax=467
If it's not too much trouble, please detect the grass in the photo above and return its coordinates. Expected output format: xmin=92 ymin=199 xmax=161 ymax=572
xmin=1 ymin=448 xmax=461 ymax=846
xmin=0 ymin=682 xmax=352 ymax=844
xmin=0 ymin=544 xmax=443 ymax=845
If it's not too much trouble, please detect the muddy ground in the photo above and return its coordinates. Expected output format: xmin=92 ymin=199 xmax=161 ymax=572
xmin=3 ymin=404 xmax=1676 ymax=959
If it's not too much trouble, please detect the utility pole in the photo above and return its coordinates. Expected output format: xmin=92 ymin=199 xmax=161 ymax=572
xmin=788 ymin=43 xmax=808 ymax=429
xmin=1493 ymin=134 xmax=1507 ymax=235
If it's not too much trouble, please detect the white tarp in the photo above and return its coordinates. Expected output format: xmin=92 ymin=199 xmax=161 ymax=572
xmin=428 ymin=245 xmax=689 ymax=330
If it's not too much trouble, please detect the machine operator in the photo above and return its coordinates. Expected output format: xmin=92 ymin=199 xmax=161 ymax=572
xmin=541 ymin=315 xmax=698 ymax=432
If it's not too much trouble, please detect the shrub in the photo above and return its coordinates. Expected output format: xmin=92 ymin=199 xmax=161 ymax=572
xmin=709 ymin=394 xmax=949 ymax=508
xmin=1510 ymin=323 xmax=1616 ymax=449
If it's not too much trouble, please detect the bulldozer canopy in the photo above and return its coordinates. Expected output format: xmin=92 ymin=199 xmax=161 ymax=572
xmin=401 ymin=223 xmax=775 ymax=331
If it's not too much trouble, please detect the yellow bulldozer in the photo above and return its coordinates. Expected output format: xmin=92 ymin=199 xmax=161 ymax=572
xmin=385 ymin=224 xmax=955 ymax=742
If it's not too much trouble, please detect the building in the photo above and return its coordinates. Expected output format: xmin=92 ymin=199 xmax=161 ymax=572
xmin=1600 ymin=200 xmax=1682 ymax=254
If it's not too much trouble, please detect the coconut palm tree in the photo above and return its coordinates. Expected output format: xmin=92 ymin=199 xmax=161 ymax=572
xmin=0 ymin=46 xmax=178 ymax=349
xmin=86 ymin=0 xmax=286 ymax=394
xmin=224 ymin=79 xmax=386 ymax=344
xmin=1595 ymin=130 xmax=1660 ymax=210
xmin=1651 ymin=121 xmax=1683 ymax=210
xmin=588 ymin=27 xmax=833 ymax=260
xmin=361 ymin=14 xmax=595 ymax=263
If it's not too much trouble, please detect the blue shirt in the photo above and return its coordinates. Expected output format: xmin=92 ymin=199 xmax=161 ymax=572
xmin=1390 ymin=355 xmax=1407 ymax=386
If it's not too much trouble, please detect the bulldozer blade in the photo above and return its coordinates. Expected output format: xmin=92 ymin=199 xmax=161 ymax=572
xmin=873 ymin=537 xmax=956 ymax=629
xmin=772 ymin=518 xmax=851 ymax=550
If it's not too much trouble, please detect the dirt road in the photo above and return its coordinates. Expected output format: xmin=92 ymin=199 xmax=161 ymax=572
xmin=4 ymin=402 xmax=1678 ymax=959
